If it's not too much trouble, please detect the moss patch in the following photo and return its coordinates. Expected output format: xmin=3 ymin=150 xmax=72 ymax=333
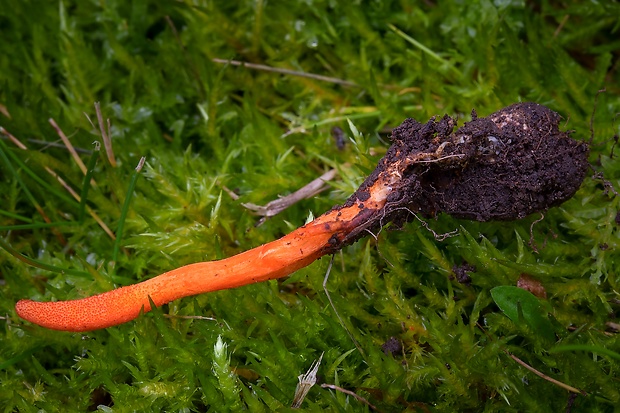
xmin=1 ymin=1 xmax=619 ymax=411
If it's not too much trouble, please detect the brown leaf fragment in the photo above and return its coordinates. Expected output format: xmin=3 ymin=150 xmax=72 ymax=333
xmin=517 ymin=273 xmax=547 ymax=299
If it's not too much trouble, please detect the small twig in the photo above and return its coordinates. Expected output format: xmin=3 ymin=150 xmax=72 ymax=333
xmin=94 ymin=102 xmax=117 ymax=167
xmin=320 ymin=384 xmax=380 ymax=412
xmin=553 ymin=14 xmax=570 ymax=38
xmin=241 ymin=168 xmax=338 ymax=218
xmin=605 ymin=321 xmax=620 ymax=332
xmin=476 ymin=323 xmax=585 ymax=396
xmin=212 ymin=58 xmax=359 ymax=88
xmin=221 ymin=185 xmax=240 ymax=201
xmin=507 ymin=352 xmax=586 ymax=396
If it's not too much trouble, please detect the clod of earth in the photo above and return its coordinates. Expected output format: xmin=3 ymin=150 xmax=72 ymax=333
xmin=15 ymin=102 xmax=589 ymax=332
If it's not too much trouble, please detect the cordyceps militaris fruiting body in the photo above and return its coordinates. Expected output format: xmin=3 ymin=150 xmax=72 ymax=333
xmin=16 ymin=102 xmax=590 ymax=332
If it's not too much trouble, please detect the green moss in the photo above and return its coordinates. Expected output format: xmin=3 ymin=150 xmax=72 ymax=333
xmin=1 ymin=0 xmax=619 ymax=411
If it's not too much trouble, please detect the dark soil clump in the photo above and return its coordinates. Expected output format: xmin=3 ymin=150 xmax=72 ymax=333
xmin=414 ymin=102 xmax=590 ymax=221
xmin=330 ymin=103 xmax=589 ymax=250
xmin=343 ymin=102 xmax=589 ymax=242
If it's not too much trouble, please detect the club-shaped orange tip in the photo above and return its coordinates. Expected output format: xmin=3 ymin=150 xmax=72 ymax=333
xmin=15 ymin=202 xmax=376 ymax=332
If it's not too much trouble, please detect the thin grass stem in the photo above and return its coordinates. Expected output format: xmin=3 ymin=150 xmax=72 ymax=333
xmin=0 ymin=210 xmax=33 ymax=223
xmin=78 ymin=142 xmax=100 ymax=222
xmin=0 ymin=140 xmax=47 ymax=215
xmin=0 ymin=237 xmax=90 ymax=278
xmin=0 ymin=222 xmax=77 ymax=231
xmin=111 ymin=157 xmax=145 ymax=264
xmin=0 ymin=138 xmax=80 ymax=207
xmin=388 ymin=23 xmax=461 ymax=78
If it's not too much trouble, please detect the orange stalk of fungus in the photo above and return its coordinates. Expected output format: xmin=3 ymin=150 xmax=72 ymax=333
xmin=15 ymin=103 xmax=589 ymax=332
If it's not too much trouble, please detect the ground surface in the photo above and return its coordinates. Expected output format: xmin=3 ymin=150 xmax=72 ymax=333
xmin=1 ymin=1 xmax=620 ymax=412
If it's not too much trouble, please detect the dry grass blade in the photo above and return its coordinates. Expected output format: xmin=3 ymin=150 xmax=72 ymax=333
xmin=320 ymin=384 xmax=380 ymax=411
xmin=43 ymin=166 xmax=115 ymax=240
xmin=291 ymin=352 xmax=323 ymax=408
xmin=242 ymin=168 xmax=338 ymax=218
xmin=2 ymin=126 xmax=115 ymax=240
xmin=212 ymin=58 xmax=359 ymax=88
xmin=48 ymin=118 xmax=88 ymax=175
xmin=0 ymin=103 xmax=11 ymax=119
xmin=0 ymin=126 xmax=27 ymax=149
xmin=94 ymin=102 xmax=117 ymax=167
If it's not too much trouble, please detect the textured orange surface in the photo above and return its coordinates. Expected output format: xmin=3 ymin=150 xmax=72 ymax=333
xmin=15 ymin=204 xmax=367 ymax=331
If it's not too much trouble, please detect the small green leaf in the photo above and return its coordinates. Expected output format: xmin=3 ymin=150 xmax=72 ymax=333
xmin=491 ymin=286 xmax=556 ymax=344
